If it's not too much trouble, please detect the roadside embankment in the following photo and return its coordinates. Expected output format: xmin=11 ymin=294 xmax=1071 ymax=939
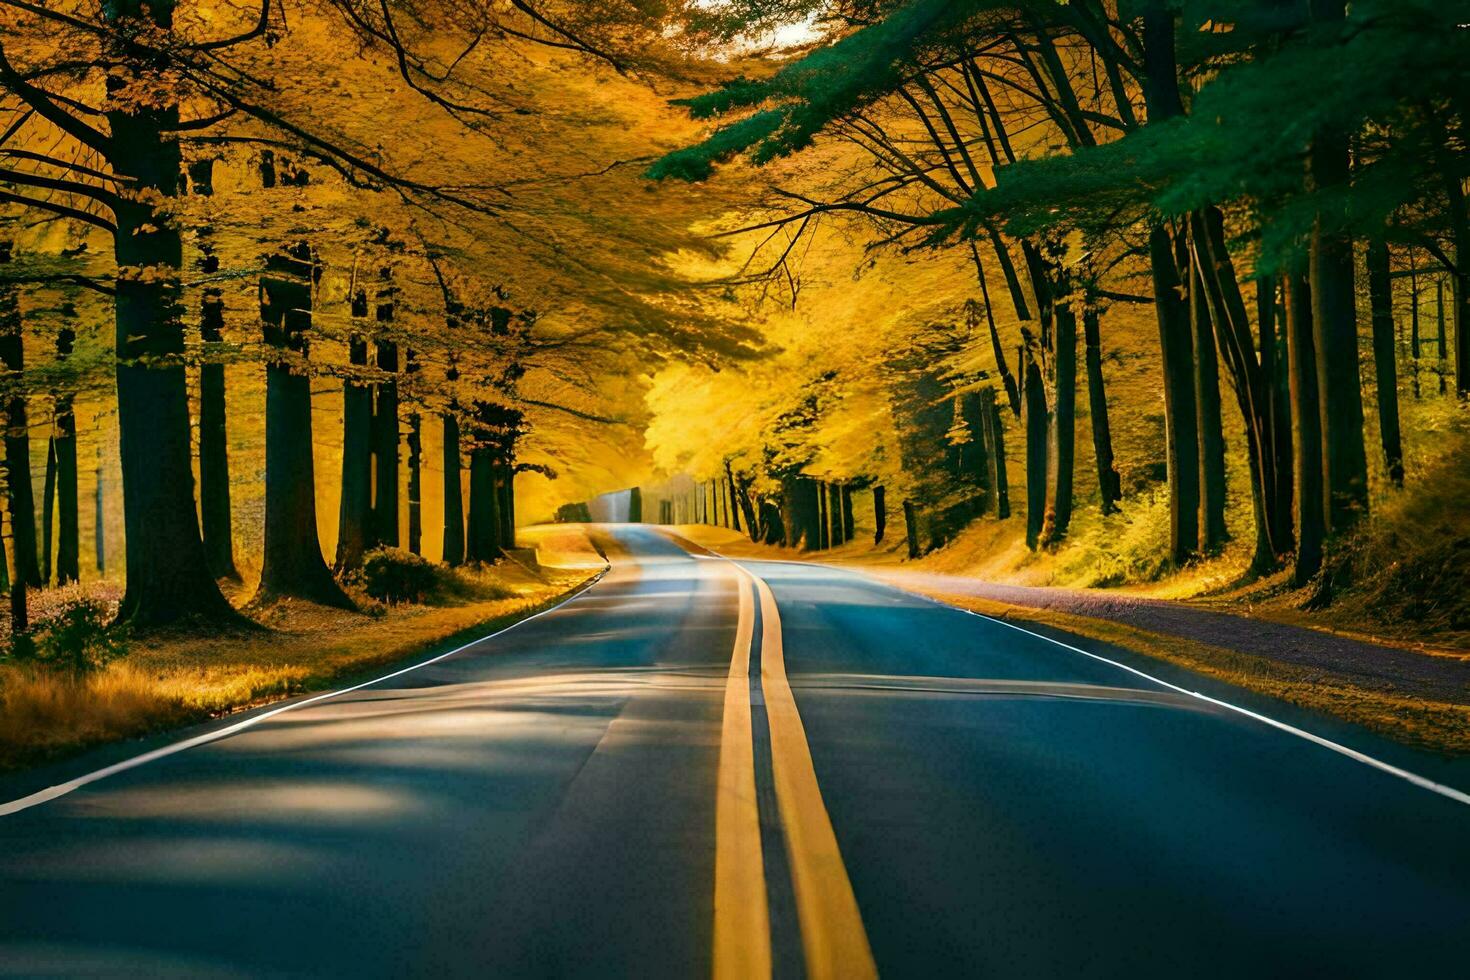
xmin=0 ymin=527 xmax=606 ymax=772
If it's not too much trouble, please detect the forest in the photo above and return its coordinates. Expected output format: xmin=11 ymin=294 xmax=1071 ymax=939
xmin=0 ymin=0 xmax=1467 ymax=760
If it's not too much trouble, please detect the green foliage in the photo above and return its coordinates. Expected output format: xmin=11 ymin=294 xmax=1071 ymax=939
xmin=24 ymin=599 xmax=130 ymax=675
xmin=652 ymin=0 xmax=982 ymax=178
xmin=359 ymin=548 xmax=442 ymax=605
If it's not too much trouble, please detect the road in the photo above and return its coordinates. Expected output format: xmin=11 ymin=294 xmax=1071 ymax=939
xmin=1 ymin=526 xmax=1467 ymax=978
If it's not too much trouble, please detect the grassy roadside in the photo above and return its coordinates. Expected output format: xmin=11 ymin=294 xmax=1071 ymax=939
xmin=0 ymin=528 xmax=606 ymax=772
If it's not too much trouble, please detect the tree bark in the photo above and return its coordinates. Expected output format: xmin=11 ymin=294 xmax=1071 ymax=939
xmin=782 ymin=475 xmax=820 ymax=550
xmin=0 ymin=244 xmax=39 ymax=588
xmin=254 ymin=244 xmax=352 ymax=609
xmin=92 ymin=0 xmax=238 ymax=627
xmin=407 ymin=411 xmax=422 ymax=555
xmin=372 ymin=336 xmax=400 ymax=548
xmin=497 ymin=459 xmax=516 ymax=549
xmin=1307 ymin=0 xmax=1369 ymax=535
xmin=1189 ymin=251 xmax=1229 ymax=552
xmin=42 ymin=436 xmax=55 ymax=585
xmin=1041 ymin=306 xmax=1077 ymax=545
xmin=841 ymin=484 xmax=855 ymax=542
xmin=827 ymin=482 xmax=843 ymax=547
xmin=902 ymin=499 xmax=920 ymax=559
xmin=1149 ymin=225 xmax=1200 ymax=565
xmin=441 ymin=410 xmax=464 ymax=565
xmin=817 ymin=481 xmax=830 ymax=549
xmin=1366 ymin=241 xmax=1405 ymax=486
xmin=873 ymin=485 xmax=887 ymax=544
xmin=981 ymin=386 xmax=1011 ymax=519
xmin=94 ymin=450 xmax=105 ymax=575
xmin=1082 ymin=307 xmax=1122 ymax=514
xmin=49 ymin=387 xmax=77 ymax=587
xmin=1442 ymin=139 xmax=1470 ymax=398
xmin=1191 ymin=209 xmax=1292 ymax=571
xmin=1436 ymin=278 xmax=1449 ymax=395
xmin=191 ymin=158 xmax=237 ymax=582
xmin=725 ymin=463 xmax=745 ymax=534
xmin=972 ymin=245 xmax=1023 ymax=415
xmin=1409 ymin=254 xmax=1422 ymax=399
xmin=1286 ymin=271 xmax=1326 ymax=584
xmin=1022 ymin=356 xmax=1049 ymax=551
xmin=336 ymin=320 xmax=373 ymax=570
xmin=465 ymin=446 xmax=498 ymax=562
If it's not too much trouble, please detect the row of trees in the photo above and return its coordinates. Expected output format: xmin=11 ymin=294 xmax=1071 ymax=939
xmin=648 ymin=0 xmax=1468 ymax=596
xmin=0 ymin=0 xmax=752 ymax=627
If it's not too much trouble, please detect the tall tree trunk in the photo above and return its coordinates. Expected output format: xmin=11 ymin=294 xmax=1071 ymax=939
xmin=198 ymin=355 xmax=235 ymax=580
xmin=41 ymin=436 xmax=55 ymax=585
xmin=1263 ymin=274 xmax=1296 ymax=566
xmin=1366 ymin=241 xmax=1405 ymax=486
xmin=441 ymin=409 xmax=464 ymax=566
xmin=1149 ymin=225 xmax=1201 ymax=565
xmin=373 ymin=336 xmax=400 ymax=548
xmin=1442 ymin=143 xmax=1470 ymax=398
xmin=0 ymin=244 xmax=39 ymax=588
xmin=959 ymin=392 xmax=990 ymax=514
xmin=1023 ymin=356 xmax=1049 ymax=551
xmin=725 ymin=462 xmax=745 ymax=534
xmin=971 ymin=245 xmax=1022 ymax=415
xmin=841 ymin=484 xmax=855 ymax=542
xmin=1307 ymin=0 xmax=1369 ymax=536
xmin=982 ymin=386 xmax=1011 ymax=519
xmin=1436 ymin=278 xmax=1448 ymax=395
xmin=1189 ymin=252 xmax=1229 ymax=552
xmin=872 ymin=486 xmax=887 ymax=544
xmin=827 ymin=482 xmax=842 ymax=547
xmin=1286 ymin=271 xmax=1326 ymax=585
xmin=94 ymin=448 xmax=105 ymax=575
xmin=336 ymin=319 xmax=373 ymax=570
xmin=1409 ymin=254 xmax=1422 ymax=398
xmin=782 ymin=475 xmax=820 ymax=550
xmin=43 ymin=316 xmax=80 ymax=586
xmin=8 ymin=507 xmax=26 ymax=640
xmin=0 ymin=505 xmax=9 ymax=596
xmin=1041 ymin=307 xmax=1077 ymax=545
xmin=1082 ymin=308 xmax=1122 ymax=514
xmin=497 ymin=457 xmax=516 ymax=549
xmin=106 ymin=0 xmax=238 ymax=627
xmin=191 ymin=157 xmax=237 ymax=582
xmin=53 ymin=400 xmax=78 ymax=587
xmin=407 ymin=411 xmax=422 ymax=555
xmin=465 ymin=441 xmax=499 ymax=563
xmin=402 ymin=348 xmax=421 ymax=555
xmin=902 ymin=499 xmax=920 ymax=559
xmin=817 ymin=480 xmax=831 ymax=549
xmin=254 ymin=244 xmax=352 ymax=609
xmin=1191 ymin=209 xmax=1292 ymax=571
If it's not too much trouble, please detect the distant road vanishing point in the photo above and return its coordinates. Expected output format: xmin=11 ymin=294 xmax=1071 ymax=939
xmin=2 ymin=526 xmax=1467 ymax=977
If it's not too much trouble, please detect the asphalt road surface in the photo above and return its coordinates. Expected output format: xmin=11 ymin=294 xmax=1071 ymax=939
xmin=2 ymin=526 xmax=1467 ymax=978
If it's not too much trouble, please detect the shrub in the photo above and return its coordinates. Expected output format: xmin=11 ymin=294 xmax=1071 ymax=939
xmin=29 ymin=599 xmax=129 ymax=675
xmin=359 ymin=547 xmax=441 ymax=604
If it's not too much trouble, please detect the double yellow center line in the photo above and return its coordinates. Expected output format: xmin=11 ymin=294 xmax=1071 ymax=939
xmin=713 ymin=562 xmax=878 ymax=980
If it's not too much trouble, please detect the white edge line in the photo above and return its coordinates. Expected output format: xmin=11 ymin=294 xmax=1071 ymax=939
xmin=0 ymin=566 xmax=610 ymax=818
xmin=679 ymin=539 xmax=1470 ymax=809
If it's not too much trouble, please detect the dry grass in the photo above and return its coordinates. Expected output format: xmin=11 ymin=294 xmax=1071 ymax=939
xmin=0 ymin=545 xmax=602 ymax=772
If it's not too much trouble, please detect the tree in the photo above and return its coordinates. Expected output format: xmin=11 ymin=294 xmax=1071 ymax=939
xmin=254 ymin=241 xmax=353 ymax=609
